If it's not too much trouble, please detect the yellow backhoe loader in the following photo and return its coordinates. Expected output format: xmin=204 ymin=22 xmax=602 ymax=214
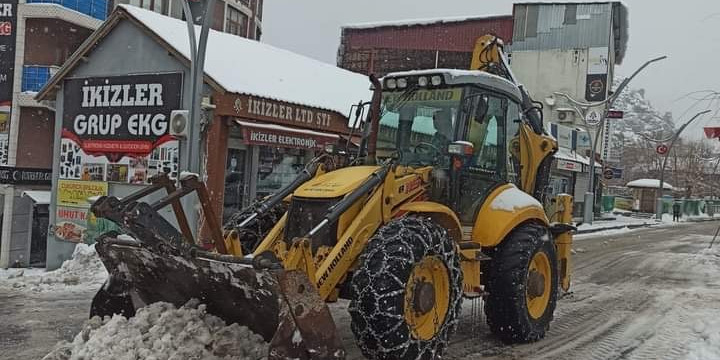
xmin=89 ymin=35 xmax=575 ymax=360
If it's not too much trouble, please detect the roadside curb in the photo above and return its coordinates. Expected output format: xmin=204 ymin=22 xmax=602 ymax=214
xmin=575 ymin=216 xmax=720 ymax=234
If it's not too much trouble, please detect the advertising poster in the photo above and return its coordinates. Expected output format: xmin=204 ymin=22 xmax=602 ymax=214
xmin=0 ymin=0 xmax=17 ymax=166
xmin=585 ymin=47 xmax=609 ymax=102
xmin=60 ymin=73 xmax=182 ymax=184
xmin=55 ymin=180 xmax=108 ymax=243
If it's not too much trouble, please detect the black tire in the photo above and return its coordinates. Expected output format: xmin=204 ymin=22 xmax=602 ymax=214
xmin=349 ymin=216 xmax=463 ymax=360
xmin=484 ymin=223 xmax=558 ymax=344
xmin=224 ymin=201 xmax=287 ymax=254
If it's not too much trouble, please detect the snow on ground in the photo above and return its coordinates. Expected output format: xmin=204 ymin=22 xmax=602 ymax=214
xmin=0 ymin=243 xmax=107 ymax=292
xmin=42 ymin=301 xmax=267 ymax=360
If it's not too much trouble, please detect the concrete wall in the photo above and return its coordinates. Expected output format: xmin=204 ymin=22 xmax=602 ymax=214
xmin=46 ymin=19 xmax=209 ymax=269
xmin=16 ymin=107 xmax=54 ymax=168
xmin=510 ymin=48 xmax=589 ymax=126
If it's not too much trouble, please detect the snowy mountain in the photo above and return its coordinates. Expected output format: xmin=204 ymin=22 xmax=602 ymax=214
xmin=610 ymin=77 xmax=676 ymax=146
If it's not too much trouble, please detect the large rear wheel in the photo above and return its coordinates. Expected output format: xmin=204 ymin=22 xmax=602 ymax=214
xmin=484 ymin=223 xmax=558 ymax=343
xmin=349 ymin=216 xmax=463 ymax=360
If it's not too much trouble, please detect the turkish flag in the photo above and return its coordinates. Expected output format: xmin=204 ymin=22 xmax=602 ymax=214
xmin=704 ymin=127 xmax=720 ymax=139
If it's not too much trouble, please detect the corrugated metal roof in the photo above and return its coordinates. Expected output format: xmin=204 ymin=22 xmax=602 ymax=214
xmin=510 ymin=2 xmax=628 ymax=64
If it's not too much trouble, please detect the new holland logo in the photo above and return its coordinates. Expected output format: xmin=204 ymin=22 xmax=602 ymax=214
xmin=318 ymin=237 xmax=354 ymax=286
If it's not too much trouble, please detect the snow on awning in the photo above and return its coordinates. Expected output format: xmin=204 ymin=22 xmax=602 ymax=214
xmin=626 ymin=179 xmax=674 ymax=190
xmin=120 ymin=6 xmax=371 ymax=117
xmin=342 ymin=14 xmax=510 ymax=29
xmin=553 ymin=148 xmax=600 ymax=167
xmin=22 ymin=190 xmax=51 ymax=205
xmin=234 ymin=120 xmax=339 ymax=151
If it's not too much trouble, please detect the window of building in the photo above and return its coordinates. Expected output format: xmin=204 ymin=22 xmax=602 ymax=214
xmin=225 ymin=5 xmax=248 ymax=37
xmin=256 ymin=26 xmax=262 ymax=40
xmin=128 ymin=0 xmax=164 ymax=14
xmin=256 ymin=0 xmax=263 ymax=19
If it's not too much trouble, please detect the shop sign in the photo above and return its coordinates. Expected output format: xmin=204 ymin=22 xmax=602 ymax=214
xmin=54 ymin=206 xmax=90 ymax=243
xmin=555 ymin=123 xmax=573 ymax=149
xmin=57 ymin=179 xmax=108 ymax=208
xmin=242 ymin=126 xmax=336 ymax=150
xmin=557 ymin=159 xmax=582 ymax=173
xmin=0 ymin=166 xmax=51 ymax=184
xmin=61 ymin=73 xmax=182 ymax=184
xmin=54 ymin=179 xmax=108 ymax=243
xmin=215 ymin=94 xmax=350 ymax=134
xmin=0 ymin=0 xmax=17 ymax=167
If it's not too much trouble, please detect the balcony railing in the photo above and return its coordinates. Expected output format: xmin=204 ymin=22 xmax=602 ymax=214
xmin=22 ymin=65 xmax=54 ymax=93
xmin=26 ymin=0 xmax=108 ymax=20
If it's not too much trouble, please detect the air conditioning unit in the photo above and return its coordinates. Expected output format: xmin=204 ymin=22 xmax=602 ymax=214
xmin=556 ymin=108 xmax=575 ymax=123
xmin=169 ymin=110 xmax=189 ymax=138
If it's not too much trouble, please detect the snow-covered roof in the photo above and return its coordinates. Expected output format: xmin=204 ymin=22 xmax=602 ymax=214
xmin=626 ymin=179 xmax=674 ymax=190
xmin=39 ymin=5 xmax=372 ymax=117
xmin=342 ymin=14 xmax=511 ymax=30
xmin=22 ymin=190 xmax=51 ymax=205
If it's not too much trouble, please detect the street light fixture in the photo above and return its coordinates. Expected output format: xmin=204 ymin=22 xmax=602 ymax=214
xmin=655 ymin=109 xmax=712 ymax=220
xmin=554 ymin=56 xmax=667 ymax=225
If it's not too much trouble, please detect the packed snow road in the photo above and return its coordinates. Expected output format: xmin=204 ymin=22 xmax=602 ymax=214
xmin=441 ymin=222 xmax=720 ymax=360
xmin=1 ymin=221 xmax=719 ymax=360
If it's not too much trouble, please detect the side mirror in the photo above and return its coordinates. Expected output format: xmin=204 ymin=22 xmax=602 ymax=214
xmin=475 ymin=95 xmax=489 ymax=122
xmin=461 ymin=94 xmax=490 ymax=124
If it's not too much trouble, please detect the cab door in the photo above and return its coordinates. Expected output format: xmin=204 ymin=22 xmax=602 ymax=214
xmin=455 ymin=93 xmax=510 ymax=224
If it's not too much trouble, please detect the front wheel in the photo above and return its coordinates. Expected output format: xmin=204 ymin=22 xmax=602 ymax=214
xmin=485 ymin=223 xmax=558 ymax=343
xmin=349 ymin=216 xmax=463 ymax=360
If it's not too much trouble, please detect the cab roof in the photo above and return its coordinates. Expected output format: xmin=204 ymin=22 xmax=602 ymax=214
xmin=382 ymin=69 xmax=522 ymax=102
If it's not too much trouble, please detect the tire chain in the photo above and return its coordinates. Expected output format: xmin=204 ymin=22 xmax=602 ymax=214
xmin=349 ymin=216 xmax=464 ymax=360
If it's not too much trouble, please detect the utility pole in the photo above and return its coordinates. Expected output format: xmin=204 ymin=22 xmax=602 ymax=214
xmin=655 ymin=110 xmax=711 ymax=220
xmin=555 ymin=56 xmax=667 ymax=225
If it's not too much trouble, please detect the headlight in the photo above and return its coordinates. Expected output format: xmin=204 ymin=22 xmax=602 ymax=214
xmin=418 ymin=76 xmax=428 ymax=87
xmin=397 ymin=78 xmax=408 ymax=89
xmin=386 ymin=78 xmax=397 ymax=89
xmin=431 ymin=75 xmax=443 ymax=86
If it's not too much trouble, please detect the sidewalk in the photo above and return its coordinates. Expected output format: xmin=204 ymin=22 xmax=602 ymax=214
xmin=576 ymin=213 xmax=720 ymax=235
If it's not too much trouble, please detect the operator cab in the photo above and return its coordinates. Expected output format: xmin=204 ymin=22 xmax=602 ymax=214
xmin=379 ymin=69 xmax=524 ymax=224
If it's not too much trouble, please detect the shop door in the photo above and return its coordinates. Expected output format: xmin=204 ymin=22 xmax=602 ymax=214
xmin=30 ymin=204 xmax=49 ymax=267
xmin=223 ymin=149 xmax=247 ymax=223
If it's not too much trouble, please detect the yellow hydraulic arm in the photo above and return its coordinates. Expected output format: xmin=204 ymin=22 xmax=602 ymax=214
xmin=470 ymin=35 xmax=557 ymax=199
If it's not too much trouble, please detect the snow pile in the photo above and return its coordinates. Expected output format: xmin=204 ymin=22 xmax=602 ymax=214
xmin=1 ymin=243 xmax=107 ymax=292
xmin=686 ymin=315 xmax=720 ymax=360
xmin=42 ymin=301 xmax=267 ymax=360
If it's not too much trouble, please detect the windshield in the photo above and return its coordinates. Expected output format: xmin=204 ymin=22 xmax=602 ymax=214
xmin=377 ymin=87 xmax=464 ymax=165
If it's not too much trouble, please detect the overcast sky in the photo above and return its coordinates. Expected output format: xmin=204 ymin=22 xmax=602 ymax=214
xmin=262 ymin=0 xmax=720 ymax=137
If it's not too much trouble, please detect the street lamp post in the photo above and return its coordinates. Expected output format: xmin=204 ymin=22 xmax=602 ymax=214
xmin=181 ymin=0 xmax=216 ymax=175
xmin=555 ymin=56 xmax=667 ymax=224
xmin=655 ymin=110 xmax=711 ymax=220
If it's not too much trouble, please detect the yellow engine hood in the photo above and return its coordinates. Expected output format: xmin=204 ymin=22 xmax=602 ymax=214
xmin=294 ymin=166 xmax=381 ymax=198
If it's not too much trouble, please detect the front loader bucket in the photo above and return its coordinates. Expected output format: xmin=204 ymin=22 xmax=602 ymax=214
xmin=92 ymin=234 xmax=345 ymax=359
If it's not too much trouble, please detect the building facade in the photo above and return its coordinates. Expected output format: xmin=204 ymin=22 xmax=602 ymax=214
xmin=338 ymin=15 xmax=514 ymax=76
xmin=36 ymin=5 xmax=370 ymax=269
xmin=112 ymin=0 xmax=263 ymax=39
xmin=509 ymin=1 xmax=628 ymax=216
xmin=0 ymin=0 xmax=105 ymax=268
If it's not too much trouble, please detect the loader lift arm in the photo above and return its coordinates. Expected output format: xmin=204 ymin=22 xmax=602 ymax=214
xmin=470 ymin=34 xmax=556 ymax=202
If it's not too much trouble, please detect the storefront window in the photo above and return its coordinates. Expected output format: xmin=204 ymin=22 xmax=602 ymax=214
xmin=223 ymin=148 xmax=246 ymax=222
xmin=256 ymin=147 xmax=308 ymax=200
